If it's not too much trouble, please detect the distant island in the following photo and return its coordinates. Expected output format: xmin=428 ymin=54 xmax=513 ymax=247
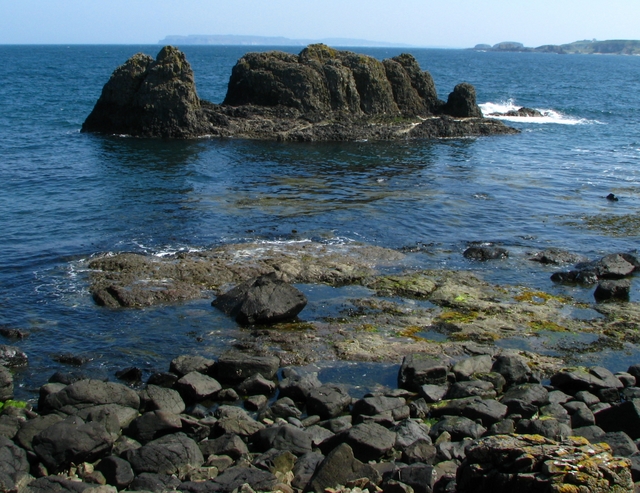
xmin=159 ymin=34 xmax=412 ymax=48
xmin=472 ymin=39 xmax=640 ymax=55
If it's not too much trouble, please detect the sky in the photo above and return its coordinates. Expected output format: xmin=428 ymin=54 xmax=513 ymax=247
xmin=1 ymin=0 xmax=639 ymax=48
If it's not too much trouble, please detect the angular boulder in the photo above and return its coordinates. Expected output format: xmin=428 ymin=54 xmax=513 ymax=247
xmin=32 ymin=416 xmax=114 ymax=473
xmin=212 ymin=272 xmax=307 ymax=325
xmin=124 ymin=432 xmax=204 ymax=475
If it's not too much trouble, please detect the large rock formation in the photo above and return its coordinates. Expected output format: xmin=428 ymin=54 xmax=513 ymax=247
xmin=82 ymin=44 xmax=518 ymax=141
xmin=82 ymin=46 xmax=214 ymax=139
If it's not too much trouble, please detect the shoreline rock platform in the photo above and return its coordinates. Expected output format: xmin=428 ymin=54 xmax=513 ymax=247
xmin=85 ymin=241 xmax=640 ymax=368
xmin=81 ymin=45 xmax=518 ymax=141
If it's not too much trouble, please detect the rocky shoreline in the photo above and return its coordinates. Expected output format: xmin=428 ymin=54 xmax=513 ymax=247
xmin=0 ymin=348 xmax=639 ymax=492
xmin=80 ymin=45 xmax=518 ymax=141
xmin=1 ymin=241 xmax=640 ymax=491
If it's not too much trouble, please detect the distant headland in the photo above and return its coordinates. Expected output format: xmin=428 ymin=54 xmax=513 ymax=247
xmin=472 ymin=39 xmax=640 ymax=55
xmin=159 ymin=34 xmax=412 ymax=48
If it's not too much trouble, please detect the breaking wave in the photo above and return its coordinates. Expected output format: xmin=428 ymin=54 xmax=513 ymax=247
xmin=479 ymin=99 xmax=598 ymax=125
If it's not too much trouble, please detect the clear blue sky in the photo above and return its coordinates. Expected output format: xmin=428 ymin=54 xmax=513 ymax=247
xmin=2 ymin=0 xmax=639 ymax=47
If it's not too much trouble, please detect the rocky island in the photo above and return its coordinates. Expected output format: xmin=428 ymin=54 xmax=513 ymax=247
xmin=81 ymin=44 xmax=517 ymax=141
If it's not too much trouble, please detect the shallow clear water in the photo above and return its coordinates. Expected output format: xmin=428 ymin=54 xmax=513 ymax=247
xmin=1 ymin=45 xmax=640 ymax=399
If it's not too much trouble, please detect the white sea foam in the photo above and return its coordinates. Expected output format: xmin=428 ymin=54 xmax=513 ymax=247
xmin=479 ymin=99 xmax=596 ymax=125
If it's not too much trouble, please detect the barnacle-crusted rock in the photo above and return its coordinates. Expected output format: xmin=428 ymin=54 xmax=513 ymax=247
xmin=457 ymin=434 xmax=634 ymax=493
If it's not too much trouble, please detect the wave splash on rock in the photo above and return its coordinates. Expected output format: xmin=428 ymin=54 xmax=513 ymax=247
xmin=81 ymin=44 xmax=518 ymax=141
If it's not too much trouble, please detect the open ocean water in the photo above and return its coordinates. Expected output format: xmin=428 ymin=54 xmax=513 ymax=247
xmin=1 ymin=45 xmax=640 ymax=400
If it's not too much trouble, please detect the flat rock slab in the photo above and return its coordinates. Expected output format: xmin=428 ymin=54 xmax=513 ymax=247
xmin=457 ymin=434 xmax=634 ymax=493
xmin=212 ymin=272 xmax=307 ymax=325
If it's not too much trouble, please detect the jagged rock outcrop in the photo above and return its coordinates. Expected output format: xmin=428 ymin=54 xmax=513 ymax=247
xmin=82 ymin=44 xmax=518 ymax=141
xmin=82 ymin=46 xmax=216 ymax=138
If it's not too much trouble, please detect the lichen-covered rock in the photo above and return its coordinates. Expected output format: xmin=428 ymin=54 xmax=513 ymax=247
xmin=457 ymin=434 xmax=634 ymax=493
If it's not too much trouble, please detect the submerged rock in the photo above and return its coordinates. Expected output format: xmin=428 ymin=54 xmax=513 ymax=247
xmin=82 ymin=45 xmax=518 ymax=141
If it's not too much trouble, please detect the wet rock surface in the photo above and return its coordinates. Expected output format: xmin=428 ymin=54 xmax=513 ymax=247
xmin=82 ymin=44 xmax=518 ymax=141
xmin=0 ymin=351 xmax=638 ymax=492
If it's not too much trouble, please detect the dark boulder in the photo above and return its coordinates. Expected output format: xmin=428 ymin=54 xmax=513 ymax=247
xmin=213 ymin=405 xmax=265 ymax=437
xmin=169 ymin=354 xmax=216 ymax=377
xmin=0 ymin=365 xmax=13 ymax=401
xmin=529 ymin=248 xmax=587 ymax=265
xmin=174 ymin=371 xmax=222 ymax=402
xmin=32 ymin=416 xmax=114 ymax=473
xmin=463 ymin=245 xmax=508 ymax=261
xmin=126 ymin=410 xmax=183 ymax=443
xmin=491 ymin=353 xmax=530 ymax=385
xmin=42 ymin=378 xmax=140 ymax=415
xmin=344 ymin=422 xmax=397 ymax=462
xmin=216 ymin=352 xmax=280 ymax=384
xmin=124 ymin=432 xmax=204 ymax=475
xmin=595 ymin=399 xmax=640 ymax=439
xmin=139 ymin=384 xmax=186 ymax=415
xmin=392 ymin=463 xmax=438 ymax=493
xmin=212 ymin=272 xmax=307 ymax=325
xmin=278 ymin=367 xmax=322 ymax=401
xmin=441 ymin=83 xmax=483 ymax=118
xmin=398 ymin=353 xmax=450 ymax=391
xmin=94 ymin=455 xmax=135 ymax=490
xmin=429 ymin=416 xmax=486 ymax=441
xmin=489 ymin=107 xmax=543 ymax=117
xmin=253 ymin=423 xmax=313 ymax=455
xmin=594 ymin=279 xmax=631 ymax=301
xmin=207 ymin=465 xmax=278 ymax=493
xmin=306 ymin=384 xmax=352 ymax=419
xmin=0 ymin=436 xmax=30 ymax=493
xmin=199 ymin=433 xmax=249 ymax=460
xmin=308 ymin=443 xmax=381 ymax=493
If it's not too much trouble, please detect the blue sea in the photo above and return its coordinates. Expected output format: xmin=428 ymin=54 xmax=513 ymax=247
xmin=1 ymin=45 xmax=640 ymax=400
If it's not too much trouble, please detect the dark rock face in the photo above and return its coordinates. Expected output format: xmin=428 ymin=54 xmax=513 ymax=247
xmin=224 ymin=44 xmax=439 ymax=117
xmin=32 ymin=416 xmax=114 ymax=473
xmin=0 ymin=365 xmax=13 ymax=401
xmin=82 ymin=46 xmax=212 ymax=138
xmin=82 ymin=44 xmax=518 ymax=141
xmin=442 ymin=83 xmax=483 ymax=118
xmin=0 ymin=436 xmax=30 ymax=493
xmin=463 ymin=245 xmax=508 ymax=261
xmin=212 ymin=272 xmax=307 ymax=325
